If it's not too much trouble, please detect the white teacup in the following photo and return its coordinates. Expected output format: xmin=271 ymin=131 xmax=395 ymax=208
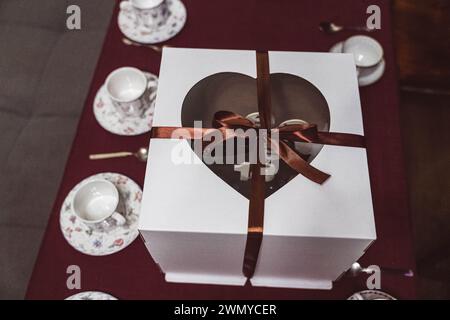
xmin=120 ymin=0 xmax=170 ymax=30
xmin=106 ymin=67 xmax=151 ymax=118
xmin=72 ymin=180 xmax=126 ymax=232
xmin=342 ymin=35 xmax=384 ymax=78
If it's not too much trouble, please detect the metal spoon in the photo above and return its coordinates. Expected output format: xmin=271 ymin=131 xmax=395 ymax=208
xmin=350 ymin=262 xmax=414 ymax=277
xmin=121 ymin=37 xmax=167 ymax=53
xmin=319 ymin=21 xmax=373 ymax=34
xmin=89 ymin=147 xmax=148 ymax=162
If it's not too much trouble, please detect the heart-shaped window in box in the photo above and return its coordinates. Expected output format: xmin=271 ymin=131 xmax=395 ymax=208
xmin=181 ymin=72 xmax=330 ymax=199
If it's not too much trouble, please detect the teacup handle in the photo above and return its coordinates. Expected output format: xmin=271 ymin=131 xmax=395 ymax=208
xmin=111 ymin=212 xmax=126 ymax=226
xmin=145 ymin=75 xmax=158 ymax=102
xmin=146 ymin=74 xmax=158 ymax=90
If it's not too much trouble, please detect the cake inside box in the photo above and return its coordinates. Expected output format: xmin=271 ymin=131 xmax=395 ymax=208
xmin=181 ymin=72 xmax=331 ymax=198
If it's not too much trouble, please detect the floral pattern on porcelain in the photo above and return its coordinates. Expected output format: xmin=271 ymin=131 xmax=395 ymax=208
xmin=94 ymin=72 xmax=158 ymax=136
xmin=60 ymin=173 xmax=142 ymax=256
xmin=348 ymin=290 xmax=396 ymax=300
xmin=118 ymin=0 xmax=187 ymax=44
xmin=65 ymin=291 xmax=118 ymax=300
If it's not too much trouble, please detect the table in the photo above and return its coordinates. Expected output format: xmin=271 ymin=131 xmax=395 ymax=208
xmin=26 ymin=0 xmax=417 ymax=299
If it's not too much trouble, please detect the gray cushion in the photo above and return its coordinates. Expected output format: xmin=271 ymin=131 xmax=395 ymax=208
xmin=0 ymin=0 xmax=114 ymax=299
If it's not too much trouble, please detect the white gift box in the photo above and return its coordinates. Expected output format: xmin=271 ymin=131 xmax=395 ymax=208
xmin=139 ymin=48 xmax=376 ymax=290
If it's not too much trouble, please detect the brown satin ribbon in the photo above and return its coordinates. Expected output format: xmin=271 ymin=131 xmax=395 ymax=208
xmin=242 ymin=52 xmax=270 ymax=280
xmin=150 ymin=51 xmax=366 ymax=281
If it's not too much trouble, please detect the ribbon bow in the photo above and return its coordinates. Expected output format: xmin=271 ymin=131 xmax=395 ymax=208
xmin=212 ymin=110 xmax=361 ymax=185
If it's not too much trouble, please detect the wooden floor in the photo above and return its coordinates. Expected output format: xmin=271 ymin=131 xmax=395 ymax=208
xmin=394 ymin=0 xmax=450 ymax=299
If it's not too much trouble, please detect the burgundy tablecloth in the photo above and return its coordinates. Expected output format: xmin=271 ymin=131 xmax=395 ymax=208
xmin=26 ymin=0 xmax=417 ymax=299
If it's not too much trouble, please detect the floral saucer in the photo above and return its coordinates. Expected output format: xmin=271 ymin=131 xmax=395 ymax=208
xmin=94 ymin=72 xmax=158 ymax=136
xmin=118 ymin=0 xmax=187 ymax=44
xmin=60 ymin=173 xmax=142 ymax=256
xmin=65 ymin=291 xmax=118 ymax=300
xmin=348 ymin=290 xmax=396 ymax=300
xmin=329 ymin=41 xmax=386 ymax=87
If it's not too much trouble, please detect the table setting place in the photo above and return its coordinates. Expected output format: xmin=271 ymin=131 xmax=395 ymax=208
xmin=26 ymin=0 xmax=414 ymax=301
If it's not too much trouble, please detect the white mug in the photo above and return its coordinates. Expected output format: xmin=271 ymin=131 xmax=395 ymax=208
xmin=120 ymin=0 xmax=170 ymax=30
xmin=342 ymin=35 xmax=384 ymax=78
xmin=106 ymin=67 xmax=151 ymax=118
xmin=72 ymin=180 xmax=126 ymax=232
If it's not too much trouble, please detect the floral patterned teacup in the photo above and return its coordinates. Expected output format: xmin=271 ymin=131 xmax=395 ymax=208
xmin=120 ymin=0 xmax=170 ymax=31
xmin=106 ymin=67 xmax=152 ymax=118
xmin=72 ymin=180 xmax=126 ymax=232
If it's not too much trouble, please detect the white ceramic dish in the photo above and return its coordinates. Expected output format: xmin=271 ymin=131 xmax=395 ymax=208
xmin=118 ymin=0 xmax=187 ymax=44
xmin=94 ymin=72 xmax=158 ymax=136
xmin=330 ymin=41 xmax=385 ymax=87
xmin=60 ymin=172 xmax=142 ymax=256
xmin=348 ymin=290 xmax=396 ymax=300
xmin=65 ymin=291 xmax=118 ymax=300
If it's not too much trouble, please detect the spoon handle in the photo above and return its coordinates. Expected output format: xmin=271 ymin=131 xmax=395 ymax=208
xmin=140 ymin=43 xmax=164 ymax=53
xmin=122 ymin=38 xmax=165 ymax=53
xmin=89 ymin=152 xmax=133 ymax=160
xmin=348 ymin=26 xmax=374 ymax=32
xmin=381 ymin=267 xmax=414 ymax=277
xmin=362 ymin=267 xmax=414 ymax=277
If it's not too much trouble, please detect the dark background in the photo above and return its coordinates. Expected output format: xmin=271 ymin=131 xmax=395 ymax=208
xmin=394 ymin=0 xmax=450 ymax=299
